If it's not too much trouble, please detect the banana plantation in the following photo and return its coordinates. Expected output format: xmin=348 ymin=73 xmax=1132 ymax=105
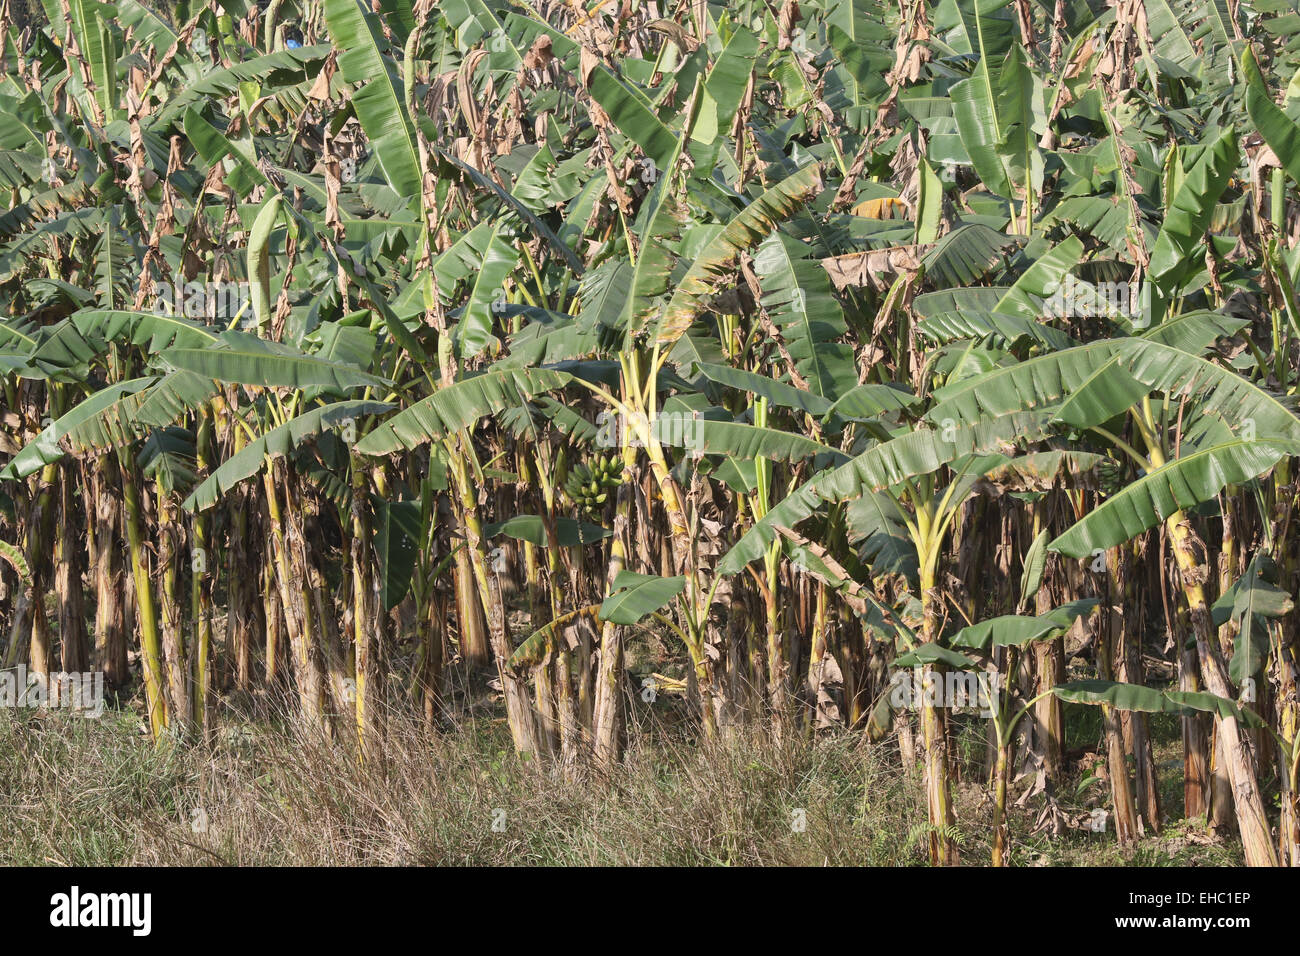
xmin=4 ymin=0 xmax=1300 ymax=868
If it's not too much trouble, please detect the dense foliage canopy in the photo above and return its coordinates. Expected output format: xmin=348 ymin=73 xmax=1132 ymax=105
xmin=4 ymin=0 xmax=1300 ymax=866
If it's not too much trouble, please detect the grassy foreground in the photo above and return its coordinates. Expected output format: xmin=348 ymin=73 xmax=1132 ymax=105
xmin=0 ymin=700 xmax=1242 ymax=867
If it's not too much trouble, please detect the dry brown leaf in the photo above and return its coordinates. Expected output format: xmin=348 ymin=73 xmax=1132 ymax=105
xmin=646 ymin=18 xmax=696 ymax=54
xmin=579 ymin=46 xmax=601 ymax=88
xmin=306 ymin=51 xmax=338 ymax=101
xmin=821 ymin=245 xmax=927 ymax=292
xmin=777 ymin=0 xmax=801 ymax=51
xmin=522 ymin=35 xmax=553 ymax=71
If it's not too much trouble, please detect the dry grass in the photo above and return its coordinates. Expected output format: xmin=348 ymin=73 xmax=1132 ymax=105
xmin=0 ymin=697 xmax=1246 ymax=866
xmin=0 ymin=700 xmax=917 ymax=865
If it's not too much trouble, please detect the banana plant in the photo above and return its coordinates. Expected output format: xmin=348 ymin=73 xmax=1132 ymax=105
xmin=928 ymin=313 xmax=1300 ymax=865
xmin=936 ymin=598 xmax=1098 ymax=865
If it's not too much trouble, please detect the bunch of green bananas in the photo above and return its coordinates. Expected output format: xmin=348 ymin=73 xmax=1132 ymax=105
xmin=564 ymin=454 xmax=622 ymax=513
xmin=1096 ymin=457 xmax=1123 ymax=496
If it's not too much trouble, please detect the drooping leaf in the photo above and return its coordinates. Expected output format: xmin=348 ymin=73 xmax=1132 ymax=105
xmin=654 ymin=164 xmax=823 ymax=349
xmin=949 ymin=599 xmax=1097 ymax=649
xmin=1052 ymin=680 xmax=1171 ymax=712
xmin=375 ymin=498 xmax=422 ymax=610
xmin=598 ymin=571 xmax=687 ymax=625
xmin=1018 ymin=527 xmax=1050 ymax=610
xmin=484 ymin=515 xmax=612 ymax=547
xmin=184 ymin=400 xmax=394 ymax=511
xmin=356 ymin=367 xmax=572 ymax=453
xmin=0 ymin=379 xmax=153 ymax=480
xmin=893 ymin=643 xmax=980 ymax=669
xmin=1147 ymin=129 xmax=1237 ymax=289
xmin=1050 ymin=440 xmax=1299 ymax=557
xmin=161 ymin=332 xmax=388 ymax=391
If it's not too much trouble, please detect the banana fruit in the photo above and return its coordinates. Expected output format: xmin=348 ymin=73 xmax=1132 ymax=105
xmin=563 ymin=454 xmax=622 ymax=514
